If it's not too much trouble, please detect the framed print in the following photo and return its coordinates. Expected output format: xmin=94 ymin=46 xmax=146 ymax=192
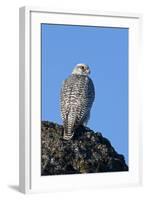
xmin=19 ymin=6 xmax=142 ymax=193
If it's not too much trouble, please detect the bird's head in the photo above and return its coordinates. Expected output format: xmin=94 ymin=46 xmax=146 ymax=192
xmin=72 ymin=64 xmax=91 ymax=76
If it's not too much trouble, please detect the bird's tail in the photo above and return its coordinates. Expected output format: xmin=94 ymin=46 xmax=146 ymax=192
xmin=63 ymin=131 xmax=74 ymax=140
xmin=63 ymin=107 xmax=77 ymax=140
xmin=63 ymin=122 xmax=74 ymax=140
xmin=63 ymin=116 xmax=75 ymax=140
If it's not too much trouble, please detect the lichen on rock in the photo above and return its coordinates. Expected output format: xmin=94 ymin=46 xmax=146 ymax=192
xmin=41 ymin=121 xmax=128 ymax=175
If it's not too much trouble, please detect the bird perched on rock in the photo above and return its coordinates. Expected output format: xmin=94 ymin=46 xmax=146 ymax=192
xmin=60 ymin=64 xmax=95 ymax=140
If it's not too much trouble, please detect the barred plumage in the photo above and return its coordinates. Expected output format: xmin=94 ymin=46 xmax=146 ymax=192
xmin=60 ymin=64 xmax=95 ymax=140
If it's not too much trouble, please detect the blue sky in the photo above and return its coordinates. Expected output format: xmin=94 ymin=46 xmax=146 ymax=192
xmin=41 ymin=24 xmax=128 ymax=164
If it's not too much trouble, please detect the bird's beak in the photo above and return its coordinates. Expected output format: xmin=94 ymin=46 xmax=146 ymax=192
xmin=88 ymin=68 xmax=91 ymax=74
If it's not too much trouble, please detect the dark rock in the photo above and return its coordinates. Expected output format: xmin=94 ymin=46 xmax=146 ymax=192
xmin=41 ymin=121 xmax=128 ymax=175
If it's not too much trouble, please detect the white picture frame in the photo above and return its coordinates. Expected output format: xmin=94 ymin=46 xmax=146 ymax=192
xmin=19 ymin=6 xmax=142 ymax=194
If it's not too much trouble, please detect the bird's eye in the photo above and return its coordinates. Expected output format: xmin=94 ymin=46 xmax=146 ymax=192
xmin=81 ymin=66 xmax=84 ymax=70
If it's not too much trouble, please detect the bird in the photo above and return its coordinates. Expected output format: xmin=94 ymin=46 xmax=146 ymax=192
xmin=60 ymin=63 xmax=95 ymax=140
